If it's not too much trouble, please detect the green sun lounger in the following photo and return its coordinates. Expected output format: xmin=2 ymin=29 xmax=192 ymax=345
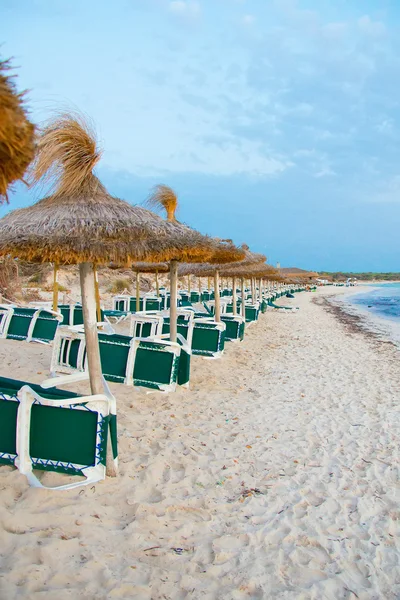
xmin=0 ymin=375 xmax=117 ymax=490
xmin=0 ymin=305 xmax=62 ymax=344
xmin=129 ymin=312 xmax=164 ymax=338
xmin=58 ymin=304 xmax=105 ymax=326
xmin=244 ymin=304 xmax=260 ymax=324
xmin=51 ymin=326 xmax=185 ymax=392
xmin=220 ymin=314 xmax=245 ymax=342
xmin=192 ymin=318 xmax=226 ymax=358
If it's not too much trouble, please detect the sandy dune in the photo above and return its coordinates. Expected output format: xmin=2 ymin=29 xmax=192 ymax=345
xmin=0 ymin=287 xmax=399 ymax=599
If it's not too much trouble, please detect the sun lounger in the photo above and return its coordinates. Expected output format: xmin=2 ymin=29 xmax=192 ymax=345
xmin=192 ymin=318 xmax=226 ymax=359
xmin=0 ymin=375 xmax=117 ymax=490
xmin=0 ymin=305 xmax=62 ymax=344
xmin=129 ymin=312 xmax=164 ymax=338
xmin=244 ymin=304 xmax=260 ymax=324
xmin=220 ymin=314 xmax=245 ymax=342
xmin=51 ymin=326 xmax=186 ymax=392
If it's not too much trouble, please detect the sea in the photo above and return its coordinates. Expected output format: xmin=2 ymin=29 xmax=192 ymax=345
xmin=337 ymin=283 xmax=400 ymax=347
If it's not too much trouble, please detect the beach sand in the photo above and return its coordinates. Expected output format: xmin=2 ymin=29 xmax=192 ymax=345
xmin=0 ymin=287 xmax=399 ymax=599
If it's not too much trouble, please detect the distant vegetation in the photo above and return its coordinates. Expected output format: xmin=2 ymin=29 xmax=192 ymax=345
xmin=321 ymin=272 xmax=400 ymax=282
xmin=108 ymin=278 xmax=132 ymax=294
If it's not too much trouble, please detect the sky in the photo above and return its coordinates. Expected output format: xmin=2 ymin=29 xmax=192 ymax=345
xmin=2 ymin=0 xmax=400 ymax=271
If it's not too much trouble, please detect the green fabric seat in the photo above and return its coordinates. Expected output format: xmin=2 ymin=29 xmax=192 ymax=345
xmin=52 ymin=327 xmax=184 ymax=392
xmin=192 ymin=319 xmax=226 ymax=358
xmin=220 ymin=315 xmax=245 ymax=342
xmin=0 ymin=376 xmax=117 ymax=490
xmin=190 ymin=291 xmax=200 ymax=303
xmin=31 ymin=311 xmax=61 ymax=343
xmin=6 ymin=307 xmax=37 ymax=340
xmin=3 ymin=306 xmax=62 ymax=343
xmin=244 ymin=305 xmax=260 ymax=323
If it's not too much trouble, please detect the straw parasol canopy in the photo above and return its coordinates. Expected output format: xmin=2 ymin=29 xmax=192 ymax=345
xmin=279 ymin=267 xmax=318 ymax=283
xmin=177 ymin=245 xmax=266 ymax=319
xmin=147 ymin=184 xmax=245 ymax=333
xmin=0 ymin=58 xmax=35 ymax=203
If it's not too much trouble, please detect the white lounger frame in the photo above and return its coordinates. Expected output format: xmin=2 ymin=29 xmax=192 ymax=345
xmin=50 ymin=325 xmax=183 ymax=392
xmin=0 ymin=304 xmax=63 ymax=343
xmin=3 ymin=377 xmax=117 ymax=491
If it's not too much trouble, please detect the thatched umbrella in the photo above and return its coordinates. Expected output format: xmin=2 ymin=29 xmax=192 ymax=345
xmin=0 ymin=58 xmax=35 ymax=203
xmin=131 ymin=261 xmax=169 ymax=308
xmin=220 ymin=261 xmax=281 ymax=317
xmin=0 ymin=114 xmax=217 ymax=475
xmin=179 ymin=245 xmax=266 ymax=320
xmin=147 ymin=185 xmax=244 ymax=336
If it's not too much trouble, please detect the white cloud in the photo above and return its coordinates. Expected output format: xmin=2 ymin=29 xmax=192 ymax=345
xmin=242 ymin=14 xmax=255 ymax=26
xmin=168 ymin=1 xmax=201 ymax=18
xmin=358 ymin=15 xmax=386 ymax=37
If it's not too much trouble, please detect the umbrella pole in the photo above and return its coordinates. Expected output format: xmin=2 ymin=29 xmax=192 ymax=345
xmin=232 ymin=276 xmax=237 ymax=316
xmin=241 ymin=277 xmax=245 ymax=318
xmin=214 ymin=270 xmax=221 ymax=322
xmin=188 ymin=275 xmax=191 ymax=294
xmin=155 ymin=269 xmax=159 ymax=297
xmin=94 ymin=265 xmax=102 ymax=323
xmin=251 ymin=277 xmax=256 ymax=304
xmin=170 ymin=260 xmax=178 ymax=343
xmin=79 ymin=262 xmax=117 ymax=478
xmin=198 ymin=277 xmax=201 ymax=297
xmin=52 ymin=263 xmax=59 ymax=312
xmin=136 ymin=271 xmax=140 ymax=312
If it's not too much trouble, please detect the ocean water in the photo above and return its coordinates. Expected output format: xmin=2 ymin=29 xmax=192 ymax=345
xmin=342 ymin=283 xmax=400 ymax=346
xmin=351 ymin=283 xmax=400 ymax=320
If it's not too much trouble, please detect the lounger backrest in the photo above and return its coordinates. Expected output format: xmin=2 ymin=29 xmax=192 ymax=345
xmin=161 ymin=309 xmax=194 ymax=347
xmin=6 ymin=307 xmax=37 ymax=340
xmin=129 ymin=313 xmax=164 ymax=339
xmin=30 ymin=310 xmax=62 ymax=343
xmin=0 ymin=376 xmax=117 ymax=490
xmin=52 ymin=327 xmax=182 ymax=391
xmin=220 ymin=315 xmax=245 ymax=341
xmin=133 ymin=338 xmax=181 ymax=391
xmin=192 ymin=319 xmax=226 ymax=358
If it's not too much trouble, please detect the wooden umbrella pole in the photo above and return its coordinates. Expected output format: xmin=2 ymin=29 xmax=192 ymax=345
xmin=208 ymin=276 xmax=211 ymax=292
xmin=214 ymin=270 xmax=221 ymax=322
xmin=198 ymin=277 xmax=201 ymax=296
xmin=170 ymin=260 xmax=178 ymax=343
xmin=241 ymin=277 xmax=245 ymax=318
xmin=232 ymin=277 xmax=237 ymax=317
xmin=251 ymin=277 xmax=256 ymax=304
xmin=93 ymin=265 xmax=102 ymax=323
xmin=232 ymin=276 xmax=237 ymax=316
xmin=136 ymin=271 xmax=140 ymax=312
xmin=188 ymin=275 xmax=191 ymax=294
xmin=52 ymin=263 xmax=59 ymax=312
xmin=155 ymin=269 xmax=159 ymax=297
xmin=79 ymin=263 xmax=117 ymax=478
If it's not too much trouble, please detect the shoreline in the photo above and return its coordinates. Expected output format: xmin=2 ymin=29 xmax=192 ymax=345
xmin=322 ymin=285 xmax=400 ymax=348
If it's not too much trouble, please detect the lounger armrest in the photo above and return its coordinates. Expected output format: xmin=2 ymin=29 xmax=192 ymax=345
xmin=41 ymin=371 xmax=90 ymax=389
xmin=176 ymin=333 xmax=192 ymax=354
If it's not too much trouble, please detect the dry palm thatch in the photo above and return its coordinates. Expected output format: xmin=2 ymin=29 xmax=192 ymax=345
xmin=147 ymin=184 xmax=177 ymax=222
xmin=148 ymin=185 xmax=245 ymax=265
xmin=0 ymin=58 xmax=35 ymax=203
xmin=0 ymin=114 xmax=217 ymax=265
xmin=279 ymin=267 xmax=318 ymax=282
xmin=131 ymin=261 xmax=169 ymax=274
xmin=178 ymin=244 xmax=266 ymax=277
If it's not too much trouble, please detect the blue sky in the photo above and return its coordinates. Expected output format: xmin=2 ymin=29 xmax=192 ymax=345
xmin=2 ymin=0 xmax=400 ymax=271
